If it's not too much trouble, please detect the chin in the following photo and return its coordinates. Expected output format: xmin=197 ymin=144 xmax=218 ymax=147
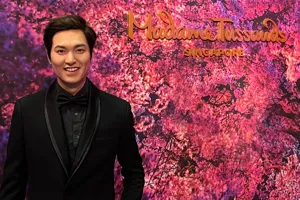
xmin=59 ymin=77 xmax=85 ymax=85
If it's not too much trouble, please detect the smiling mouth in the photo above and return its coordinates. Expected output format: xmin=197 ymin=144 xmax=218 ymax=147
xmin=64 ymin=67 xmax=80 ymax=72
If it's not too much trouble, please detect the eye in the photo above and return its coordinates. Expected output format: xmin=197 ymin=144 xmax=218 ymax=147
xmin=56 ymin=49 xmax=66 ymax=54
xmin=76 ymin=48 xmax=86 ymax=53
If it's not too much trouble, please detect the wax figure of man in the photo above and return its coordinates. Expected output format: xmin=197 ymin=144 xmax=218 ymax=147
xmin=0 ymin=15 xmax=145 ymax=200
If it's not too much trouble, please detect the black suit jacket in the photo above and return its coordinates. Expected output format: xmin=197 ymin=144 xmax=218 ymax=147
xmin=0 ymin=79 xmax=145 ymax=200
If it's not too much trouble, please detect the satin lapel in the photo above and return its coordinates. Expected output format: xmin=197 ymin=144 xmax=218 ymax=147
xmin=44 ymin=80 xmax=70 ymax=177
xmin=70 ymin=79 xmax=101 ymax=176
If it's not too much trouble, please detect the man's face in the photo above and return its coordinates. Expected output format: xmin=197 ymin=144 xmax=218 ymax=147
xmin=50 ymin=29 xmax=91 ymax=88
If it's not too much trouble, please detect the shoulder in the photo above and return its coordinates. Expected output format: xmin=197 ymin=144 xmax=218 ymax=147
xmin=17 ymin=89 xmax=47 ymax=107
xmin=99 ymin=90 xmax=130 ymax=108
xmin=98 ymin=90 xmax=133 ymax=121
xmin=89 ymin=79 xmax=132 ymax=117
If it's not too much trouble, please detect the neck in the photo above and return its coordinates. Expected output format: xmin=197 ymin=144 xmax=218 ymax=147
xmin=57 ymin=78 xmax=87 ymax=96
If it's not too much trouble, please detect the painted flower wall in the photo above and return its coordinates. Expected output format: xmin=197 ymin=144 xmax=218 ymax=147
xmin=0 ymin=0 xmax=299 ymax=199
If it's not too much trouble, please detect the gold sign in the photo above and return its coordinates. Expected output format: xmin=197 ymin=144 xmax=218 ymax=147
xmin=184 ymin=48 xmax=244 ymax=57
xmin=128 ymin=10 xmax=287 ymax=57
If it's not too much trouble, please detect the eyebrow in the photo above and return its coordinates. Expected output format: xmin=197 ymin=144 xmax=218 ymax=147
xmin=54 ymin=44 xmax=87 ymax=49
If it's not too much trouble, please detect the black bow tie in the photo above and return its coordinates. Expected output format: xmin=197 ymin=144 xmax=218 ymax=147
xmin=57 ymin=93 xmax=88 ymax=107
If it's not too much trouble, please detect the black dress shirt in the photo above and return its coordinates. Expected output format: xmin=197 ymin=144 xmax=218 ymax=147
xmin=56 ymin=81 xmax=89 ymax=171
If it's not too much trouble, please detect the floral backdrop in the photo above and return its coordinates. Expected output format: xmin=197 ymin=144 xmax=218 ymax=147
xmin=0 ymin=0 xmax=299 ymax=199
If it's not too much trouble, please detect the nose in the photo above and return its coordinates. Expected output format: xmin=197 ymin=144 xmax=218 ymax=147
xmin=65 ymin=52 xmax=76 ymax=66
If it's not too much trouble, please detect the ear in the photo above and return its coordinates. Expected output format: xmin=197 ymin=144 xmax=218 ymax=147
xmin=47 ymin=55 xmax=51 ymax=64
xmin=44 ymin=46 xmax=52 ymax=64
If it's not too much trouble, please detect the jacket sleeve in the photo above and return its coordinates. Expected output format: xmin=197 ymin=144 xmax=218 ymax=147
xmin=117 ymin=103 xmax=145 ymax=200
xmin=0 ymin=100 xmax=28 ymax=200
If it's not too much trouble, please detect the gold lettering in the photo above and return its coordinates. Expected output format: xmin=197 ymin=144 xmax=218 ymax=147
xmin=253 ymin=30 xmax=268 ymax=41
xmin=184 ymin=48 xmax=246 ymax=57
xmin=219 ymin=49 xmax=224 ymax=56
xmin=128 ymin=10 xmax=152 ymax=40
xmin=250 ymin=31 xmax=258 ymax=42
xmin=176 ymin=28 xmax=185 ymax=39
xmin=183 ymin=29 xmax=190 ymax=40
xmin=212 ymin=18 xmax=233 ymax=42
xmin=164 ymin=27 xmax=174 ymax=40
xmin=184 ymin=48 xmax=192 ymax=56
xmin=188 ymin=29 xmax=201 ymax=39
xmin=152 ymin=27 xmax=161 ymax=39
xmin=208 ymin=49 xmax=214 ymax=56
xmin=235 ymin=29 xmax=244 ymax=41
xmin=203 ymin=29 xmax=217 ymax=41
xmin=278 ymin=31 xmax=287 ymax=42
xmin=157 ymin=10 xmax=174 ymax=40
xmin=232 ymin=48 xmax=238 ymax=56
xmin=196 ymin=49 xmax=203 ymax=57
xmin=268 ymin=31 xmax=278 ymax=42
xmin=225 ymin=49 xmax=232 ymax=56
xmin=243 ymin=30 xmax=251 ymax=42
xmin=224 ymin=28 xmax=235 ymax=41
xmin=263 ymin=18 xmax=279 ymax=42
xmin=239 ymin=49 xmax=245 ymax=56
xmin=191 ymin=48 xmax=197 ymax=57
xmin=128 ymin=10 xmax=287 ymax=43
xmin=203 ymin=49 xmax=209 ymax=56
